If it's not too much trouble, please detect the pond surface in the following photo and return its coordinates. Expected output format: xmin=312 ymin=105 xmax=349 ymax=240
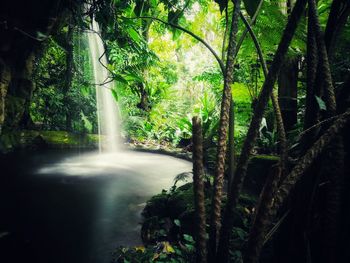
xmin=0 ymin=149 xmax=191 ymax=263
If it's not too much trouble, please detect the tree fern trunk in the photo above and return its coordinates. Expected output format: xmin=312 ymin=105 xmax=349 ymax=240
xmin=325 ymin=0 xmax=350 ymax=61
xmin=216 ymin=1 xmax=307 ymax=261
xmin=243 ymin=166 xmax=281 ymax=263
xmin=192 ymin=116 xmax=208 ymax=263
xmin=301 ymin=7 xmax=318 ymax=152
xmin=273 ymin=111 xmax=350 ymax=214
xmin=208 ymin=0 xmax=241 ymax=259
xmin=246 ymin=110 xmax=349 ymax=263
xmin=308 ymin=2 xmax=342 ymax=262
xmin=308 ymin=0 xmax=336 ymax=115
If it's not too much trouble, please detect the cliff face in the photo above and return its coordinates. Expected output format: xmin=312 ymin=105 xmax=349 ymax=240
xmin=0 ymin=0 xmax=71 ymax=132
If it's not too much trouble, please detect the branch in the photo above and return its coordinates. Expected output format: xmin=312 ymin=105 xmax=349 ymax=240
xmin=273 ymin=109 xmax=350 ymax=213
xmin=234 ymin=0 xmax=264 ymax=57
xmin=239 ymin=11 xmax=288 ymax=175
xmin=123 ymin=16 xmax=225 ymax=75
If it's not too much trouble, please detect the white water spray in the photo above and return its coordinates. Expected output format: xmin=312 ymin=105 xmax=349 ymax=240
xmin=87 ymin=18 xmax=120 ymax=152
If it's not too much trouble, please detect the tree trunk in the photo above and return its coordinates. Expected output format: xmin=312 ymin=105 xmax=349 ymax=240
xmin=308 ymin=0 xmax=336 ymax=115
xmin=324 ymin=0 xmax=350 ymax=61
xmin=278 ymin=57 xmax=298 ymax=131
xmin=301 ymin=8 xmax=318 ymax=151
xmin=227 ymin=0 xmax=264 ymax=198
xmin=273 ymin=110 xmax=349 ymax=213
xmin=308 ymin=2 xmax=340 ymax=262
xmin=192 ymin=116 xmax=207 ymax=263
xmin=216 ymin=1 xmax=307 ymax=261
xmin=208 ymin=0 xmax=241 ymax=259
xmin=244 ymin=110 xmax=349 ymax=263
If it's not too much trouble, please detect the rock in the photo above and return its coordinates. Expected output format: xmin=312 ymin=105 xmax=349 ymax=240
xmin=30 ymin=134 xmax=48 ymax=149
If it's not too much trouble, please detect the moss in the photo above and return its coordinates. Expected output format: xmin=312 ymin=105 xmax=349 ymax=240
xmin=0 ymin=130 xmax=99 ymax=153
xmin=252 ymin=154 xmax=280 ymax=161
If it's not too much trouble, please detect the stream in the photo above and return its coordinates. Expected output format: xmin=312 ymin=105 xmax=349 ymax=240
xmin=0 ymin=149 xmax=191 ymax=263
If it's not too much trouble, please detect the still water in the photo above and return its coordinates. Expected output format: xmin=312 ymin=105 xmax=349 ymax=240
xmin=0 ymin=149 xmax=191 ymax=263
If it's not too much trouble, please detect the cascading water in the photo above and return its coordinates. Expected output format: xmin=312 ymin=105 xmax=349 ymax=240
xmin=87 ymin=18 xmax=120 ymax=152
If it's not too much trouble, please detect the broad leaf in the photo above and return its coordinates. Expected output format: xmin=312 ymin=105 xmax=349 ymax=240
xmin=113 ymin=74 xmax=129 ymax=85
xmin=111 ymin=88 xmax=119 ymax=101
xmin=126 ymin=27 xmax=142 ymax=43
xmin=315 ymin=95 xmax=327 ymax=111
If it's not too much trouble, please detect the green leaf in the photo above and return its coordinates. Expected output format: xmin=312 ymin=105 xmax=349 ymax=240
xmin=36 ymin=31 xmax=48 ymax=41
xmin=174 ymin=219 xmax=181 ymax=227
xmin=126 ymin=27 xmax=141 ymax=43
xmin=124 ymin=72 xmax=144 ymax=82
xmin=113 ymin=74 xmax=129 ymax=85
xmin=111 ymin=88 xmax=119 ymax=102
xmin=149 ymin=0 xmax=157 ymax=7
xmin=183 ymin=234 xmax=194 ymax=243
xmin=315 ymin=95 xmax=327 ymax=111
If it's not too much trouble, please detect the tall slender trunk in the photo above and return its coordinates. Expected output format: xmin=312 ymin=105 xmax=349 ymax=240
xmin=277 ymin=58 xmax=298 ymax=132
xmin=227 ymin=0 xmax=264 ymax=199
xmin=301 ymin=8 xmax=318 ymax=151
xmin=308 ymin=1 xmax=341 ymax=262
xmin=308 ymin=0 xmax=336 ymax=115
xmin=192 ymin=116 xmax=207 ymax=263
xmin=227 ymin=99 xmax=235 ymax=195
xmin=324 ymin=0 xmax=350 ymax=61
xmin=208 ymin=0 xmax=241 ymax=259
xmin=216 ymin=1 xmax=307 ymax=261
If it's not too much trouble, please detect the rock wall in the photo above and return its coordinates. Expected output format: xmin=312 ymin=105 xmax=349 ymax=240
xmin=0 ymin=59 xmax=11 ymax=133
xmin=0 ymin=0 xmax=72 ymax=133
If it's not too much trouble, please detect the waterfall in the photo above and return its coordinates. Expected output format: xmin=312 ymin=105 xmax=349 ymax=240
xmin=87 ymin=18 xmax=120 ymax=152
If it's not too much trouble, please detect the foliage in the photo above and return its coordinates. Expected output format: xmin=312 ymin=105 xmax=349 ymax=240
xmin=31 ymin=32 xmax=97 ymax=133
xmin=112 ymin=239 xmax=195 ymax=262
xmin=138 ymin=179 xmax=256 ymax=262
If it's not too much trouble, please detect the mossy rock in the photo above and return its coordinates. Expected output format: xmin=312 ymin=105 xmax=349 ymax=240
xmin=0 ymin=130 xmax=99 ymax=153
xmin=141 ymin=183 xmax=196 ymax=244
xmin=141 ymin=182 xmax=256 ymax=247
xmin=4 ymin=95 xmax=25 ymax=127
xmin=142 ymin=183 xmax=194 ymax=221
xmin=140 ymin=155 xmax=277 ymax=246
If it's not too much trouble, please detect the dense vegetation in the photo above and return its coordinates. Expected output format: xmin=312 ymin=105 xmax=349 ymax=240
xmin=1 ymin=0 xmax=349 ymax=262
